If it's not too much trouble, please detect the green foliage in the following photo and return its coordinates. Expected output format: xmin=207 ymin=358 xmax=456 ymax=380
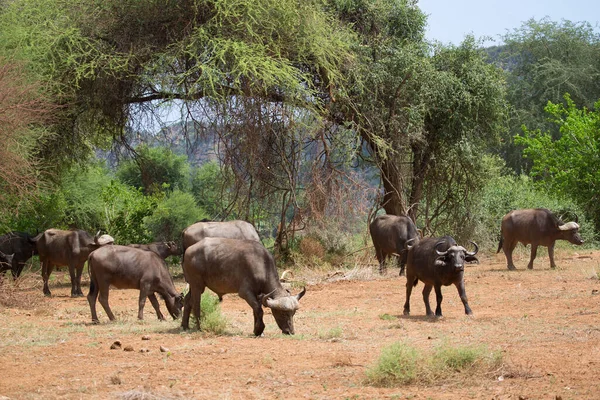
xmin=516 ymin=95 xmax=600 ymax=229
xmin=499 ymin=18 xmax=600 ymax=173
xmin=365 ymin=342 xmax=419 ymax=386
xmin=116 ymin=145 xmax=190 ymax=195
xmin=199 ymin=292 xmax=227 ymax=335
xmin=190 ymin=161 xmax=227 ymax=218
xmin=0 ymin=0 xmax=354 ymax=169
xmin=143 ymin=190 xmax=207 ymax=242
xmin=101 ymin=180 xmax=157 ymax=244
xmin=365 ymin=341 xmax=502 ymax=387
xmin=471 ymin=155 xmax=593 ymax=249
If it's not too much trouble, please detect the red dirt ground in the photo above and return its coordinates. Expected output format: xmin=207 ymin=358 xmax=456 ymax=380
xmin=1 ymin=249 xmax=599 ymax=399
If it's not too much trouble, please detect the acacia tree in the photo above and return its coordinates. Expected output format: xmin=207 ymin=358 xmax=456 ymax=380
xmin=499 ymin=18 xmax=600 ymax=173
xmin=330 ymin=0 xmax=507 ymax=229
xmin=0 ymin=58 xmax=53 ymax=204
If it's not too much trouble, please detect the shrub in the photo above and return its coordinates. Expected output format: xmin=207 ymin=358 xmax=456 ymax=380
xmin=199 ymin=292 xmax=227 ymax=335
xmin=143 ymin=190 xmax=207 ymax=242
xmin=365 ymin=341 xmax=503 ymax=387
xmin=365 ymin=342 xmax=419 ymax=386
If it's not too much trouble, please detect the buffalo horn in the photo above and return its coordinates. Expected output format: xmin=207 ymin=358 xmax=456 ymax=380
xmin=559 ymin=222 xmax=580 ymax=231
xmin=94 ymin=230 xmax=102 ymax=243
xmin=405 ymin=238 xmax=417 ymax=250
xmin=465 ymin=241 xmax=479 ymax=256
xmin=435 ymin=241 xmax=448 ymax=256
xmin=260 ymin=288 xmax=278 ymax=307
xmin=295 ymin=287 xmax=306 ymax=301
xmin=266 ymin=296 xmax=300 ymax=311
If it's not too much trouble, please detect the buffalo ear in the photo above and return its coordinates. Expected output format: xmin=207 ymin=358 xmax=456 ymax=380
xmin=434 ymin=257 xmax=446 ymax=267
xmin=465 ymin=255 xmax=479 ymax=264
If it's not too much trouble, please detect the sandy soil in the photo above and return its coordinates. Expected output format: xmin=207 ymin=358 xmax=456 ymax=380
xmin=0 ymin=249 xmax=599 ymax=400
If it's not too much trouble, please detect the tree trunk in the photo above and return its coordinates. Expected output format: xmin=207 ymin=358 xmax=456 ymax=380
xmin=408 ymin=143 xmax=432 ymax=222
xmin=380 ymin=157 xmax=407 ymax=216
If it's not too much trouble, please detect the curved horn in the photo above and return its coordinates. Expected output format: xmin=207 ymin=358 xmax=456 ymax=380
xmin=465 ymin=241 xmax=479 ymax=256
xmin=94 ymin=230 xmax=101 ymax=243
xmin=295 ymin=287 xmax=306 ymax=301
xmin=559 ymin=222 xmax=580 ymax=231
xmin=405 ymin=238 xmax=417 ymax=251
xmin=280 ymin=269 xmax=294 ymax=282
xmin=260 ymin=288 xmax=277 ymax=307
xmin=435 ymin=241 xmax=449 ymax=256
xmin=266 ymin=296 xmax=300 ymax=311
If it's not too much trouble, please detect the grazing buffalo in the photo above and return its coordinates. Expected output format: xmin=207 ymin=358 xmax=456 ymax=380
xmin=34 ymin=229 xmax=114 ymax=297
xmin=0 ymin=232 xmax=38 ymax=278
xmin=127 ymin=241 xmax=179 ymax=260
xmin=497 ymin=208 xmax=584 ymax=270
xmin=404 ymin=236 xmax=478 ymax=317
xmin=182 ymin=237 xmax=306 ymax=336
xmin=87 ymin=245 xmax=183 ymax=322
xmin=369 ymin=214 xmax=420 ymax=275
xmin=181 ymin=220 xmax=260 ymax=257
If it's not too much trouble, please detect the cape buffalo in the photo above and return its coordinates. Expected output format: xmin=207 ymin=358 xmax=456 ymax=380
xmin=0 ymin=232 xmax=38 ymax=278
xmin=182 ymin=220 xmax=260 ymax=256
xmin=497 ymin=208 xmax=583 ymax=270
xmin=34 ymin=229 xmax=114 ymax=297
xmin=404 ymin=236 xmax=478 ymax=317
xmin=369 ymin=214 xmax=420 ymax=275
xmin=182 ymin=237 xmax=306 ymax=336
xmin=127 ymin=241 xmax=179 ymax=260
xmin=87 ymin=245 xmax=183 ymax=322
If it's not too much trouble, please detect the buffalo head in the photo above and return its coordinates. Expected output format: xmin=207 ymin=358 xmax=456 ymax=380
xmin=260 ymin=287 xmax=306 ymax=335
xmin=558 ymin=222 xmax=584 ymax=245
xmin=164 ymin=293 xmax=184 ymax=320
xmin=435 ymin=241 xmax=479 ymax=271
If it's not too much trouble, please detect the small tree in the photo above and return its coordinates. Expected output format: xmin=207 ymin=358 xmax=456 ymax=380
xmin=516 ymin=94 xmax=600 ymax=228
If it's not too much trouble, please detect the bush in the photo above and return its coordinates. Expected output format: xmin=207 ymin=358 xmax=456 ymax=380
xmin=143 ymin=190 xmax=207 ymax=242
xmin=365 ymin=341 xmax=502 ymax=387
xmin=365 ymin=342 xmax=419 ymax=386
xmin=471 ymin=155 xmax=595 ymax=250
xmin=199 ymin=292 xmax=227 ymax=335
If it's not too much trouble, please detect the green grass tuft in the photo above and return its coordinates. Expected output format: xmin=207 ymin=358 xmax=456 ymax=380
xmin=365 ymin=342 xmax=503 ymax=387
xmin=198 ymin=292 xmax=227 ymax=335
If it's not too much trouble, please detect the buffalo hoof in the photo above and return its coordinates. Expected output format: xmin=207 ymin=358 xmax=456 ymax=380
xmin=507 ymin=265 xmax=516 ymax=271
xmin=91 ymin=319 xmax=100 ymax=325
xmin=71 ymin=293 xmax=84 ymax=298
xmin=43 ymin=291 xmax=51 ymax=297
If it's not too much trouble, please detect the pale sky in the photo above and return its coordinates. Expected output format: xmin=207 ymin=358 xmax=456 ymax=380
xmin=418 ymin=0 xmax=600 ymax=45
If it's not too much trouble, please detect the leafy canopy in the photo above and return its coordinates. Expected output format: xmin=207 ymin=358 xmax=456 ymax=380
xmin=516 ymin=94 xmax=600 ymax=226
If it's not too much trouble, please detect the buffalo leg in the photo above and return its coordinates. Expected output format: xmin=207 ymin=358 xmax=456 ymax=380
xmin=398 ymin=252 xmax=407 ymax=277
xmin=181 ymin=291 xmax=192 ymax=329
xmin=98 ymin=285 xmax=116 ymax=321
xmin=455 ymin=280 xmax=472 ymax=315
xmin=147 ymin=293 xmax=165 ymax=320
xmin=74 ymin=264 xmax=85 ymax=296
xmin=68 ymin=262 xmax=84 ymax=297
xmin=548 ymin=243 xmax=557 ymax=269
xmin=190 ymin=286 xmax=203 ymax=330
xmin=434 ymin=285 xmax=443 ymax=317
xmin=136 ymin=288 xmax=149 ymax=320
xmin=527 ymin=244 xmax=538 ymax=269
xmin=374 ymin=246 xmax=386 ymax=274
xmin=87 ymin=281 xmax=100 ymax=323
xmin=503 ymin=240 xmax=518 ymax=270
xmin=41 ymin=261 xmax=54 ymax=296
xmin=422 ymin=284 xmax=434 ymax=316
xmin=242 ymin=294 xmax=265 ymax=336
xmin=403 ymin=276 xmax=417 ymax=316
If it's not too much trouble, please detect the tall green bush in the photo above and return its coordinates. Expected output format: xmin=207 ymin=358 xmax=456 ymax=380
xmin=143 ymin=190 xmax=207 ymax=242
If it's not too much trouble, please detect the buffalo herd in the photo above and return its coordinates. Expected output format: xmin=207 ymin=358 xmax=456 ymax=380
xmin=0 ymin=208 xmax=584 ymax=335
